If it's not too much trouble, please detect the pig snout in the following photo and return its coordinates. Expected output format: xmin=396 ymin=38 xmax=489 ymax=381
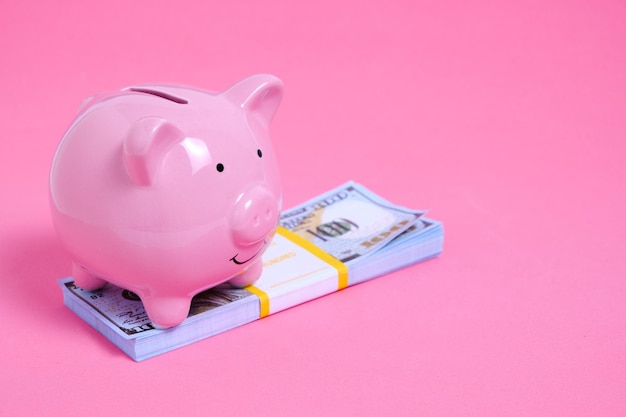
xmin=231 ymin=185 xmax=279 ymax=245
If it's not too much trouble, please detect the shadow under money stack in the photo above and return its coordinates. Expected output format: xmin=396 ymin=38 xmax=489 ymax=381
xmin=59 ymin=181 xmax=444 ymax=361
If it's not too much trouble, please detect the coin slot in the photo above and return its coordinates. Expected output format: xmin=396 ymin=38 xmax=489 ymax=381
xmin=129 ymin=87 xmax=188 ymax=104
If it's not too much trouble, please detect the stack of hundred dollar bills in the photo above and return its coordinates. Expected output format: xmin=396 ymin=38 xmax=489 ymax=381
xmin=58 ymin=181 xmax=444 ymax=361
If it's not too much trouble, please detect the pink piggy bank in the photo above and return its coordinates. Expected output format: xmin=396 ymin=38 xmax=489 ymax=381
xmin=50 ymin=74 xmax=283 ymax=328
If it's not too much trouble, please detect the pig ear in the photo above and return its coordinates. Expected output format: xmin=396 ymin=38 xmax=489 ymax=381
xmin=123 ymin=117 xmax=185 ymax=186
xmin=223 ymin=74 xmax=284 ymax=126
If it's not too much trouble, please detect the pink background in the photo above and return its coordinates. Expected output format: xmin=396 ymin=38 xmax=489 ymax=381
xmin=1 ymin=0 xmax=625 ymax=415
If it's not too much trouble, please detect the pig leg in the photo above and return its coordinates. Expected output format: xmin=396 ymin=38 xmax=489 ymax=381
xmin=228 ymin=260 xmax=263 ymax=288
xmin=72 ymin=262 xmax=106 ymax=290
xmin=141 ymin=295 xmax=192 ymax=329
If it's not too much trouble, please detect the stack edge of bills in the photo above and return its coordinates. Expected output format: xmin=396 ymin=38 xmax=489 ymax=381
xmin=58 ymin=181 xmax=444 ymax=361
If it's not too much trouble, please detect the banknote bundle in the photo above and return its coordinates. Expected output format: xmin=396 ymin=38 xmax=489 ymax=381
xmin=58 ymin=181 xmax=444 ymax=361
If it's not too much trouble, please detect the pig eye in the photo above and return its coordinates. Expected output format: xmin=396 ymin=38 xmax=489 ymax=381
xmin=216 ymin=163 xmax=224 ymax=172
xmin=257 ymin=149 xmax=263 ymax=158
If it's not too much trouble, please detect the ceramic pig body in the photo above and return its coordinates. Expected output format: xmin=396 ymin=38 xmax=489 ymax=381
xmin=50 ymin=74 xmax=283 ymax=328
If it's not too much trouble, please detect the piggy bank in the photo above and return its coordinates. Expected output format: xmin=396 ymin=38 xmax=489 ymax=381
xmin=50 ymin=74 xmax=283 ymax=328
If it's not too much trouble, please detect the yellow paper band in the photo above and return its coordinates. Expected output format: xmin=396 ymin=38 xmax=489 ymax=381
xmin=248 ymin=226 xmax=349 ymax=318
xmin=276 ymin=226 xmax=349 ymax=290
xmin=246 ymin=285 xmax=270 ymax=318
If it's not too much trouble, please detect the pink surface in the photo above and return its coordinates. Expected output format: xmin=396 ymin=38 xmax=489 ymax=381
xmin=1 ymin=0 xmax=624 ymax=415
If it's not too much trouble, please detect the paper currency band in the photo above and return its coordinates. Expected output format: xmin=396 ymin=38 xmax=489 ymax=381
xmin=245 ymin=285 xmax=270 ymax=318
xmin=247 ymin=226 xmax=349 ymax=318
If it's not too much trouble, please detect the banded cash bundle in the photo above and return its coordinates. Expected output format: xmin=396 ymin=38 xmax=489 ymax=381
xmin=59 ymin=181 xmax=444 ymax=361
